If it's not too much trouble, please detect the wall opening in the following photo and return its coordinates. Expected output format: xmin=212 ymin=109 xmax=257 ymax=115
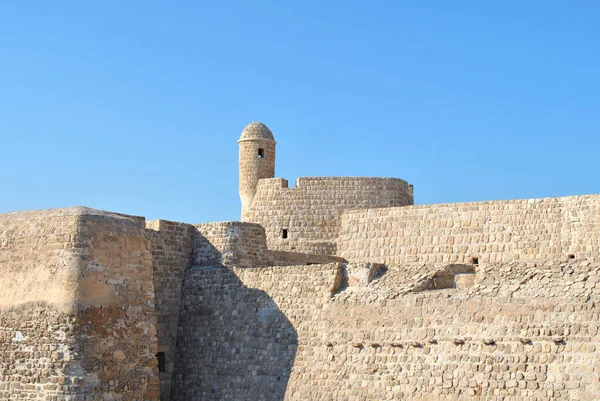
xmin=423 ymin=264 xmax=477 ymax=291
xmin=257 ymin=148 xmax=264 ymax=159
xmin=471 ymin=256 xmax=479 ymax=265
xmin=156 ymin=352 xmax=166 ymax=373
xmin=568 ymin=253 xmax=575 ymax=259
xmin=282 ymin=229 xmax=288 ymax=239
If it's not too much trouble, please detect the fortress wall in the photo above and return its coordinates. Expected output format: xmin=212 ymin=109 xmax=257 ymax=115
xmin=282 ymin=260 xmax=600 ymax=400
xmin=172 ymin=263 xmax=341 ymax=400
xmin=193 ymin=221 xmax=340 ymax=267
xmin=74 ymin=210 xmax=160 ymax=400
xmin=193 ymin=222 xmax=272 ymax=267
xmin=0 ymin=208 xmax=160 ymax=400
xmin=175 ymin=260 xmax=600 ymax=400
xmin=243 ymin=177 xmax=413 ymax=255
xmin=338 ymin=195 xmax=600 ymax=268
xmin=0 ymin=209 xmax=81 ymax=400
xmin=146 ymin=220 xmax=193 ymax=400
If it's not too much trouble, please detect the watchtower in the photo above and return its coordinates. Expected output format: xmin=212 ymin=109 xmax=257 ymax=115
xmin=238 ymin=122 xmax=276 ymax=217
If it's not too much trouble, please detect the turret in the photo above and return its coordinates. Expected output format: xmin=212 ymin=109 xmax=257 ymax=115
xmin=239 ymin=122 xmax=276 ymax=218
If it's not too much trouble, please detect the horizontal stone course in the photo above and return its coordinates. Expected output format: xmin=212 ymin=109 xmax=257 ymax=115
xmin=338 ymin=194 xmax=600 ymax=267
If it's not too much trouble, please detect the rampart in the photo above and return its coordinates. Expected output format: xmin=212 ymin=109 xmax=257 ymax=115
xmin=171 ymin=254 xmax=600 ymax=400
xmin=171 ymin=262 xmax=340 ymax=400
xmin=2 ymin=199 xmax=600 ymax=401
xmin=0 ymin=208 xmax=159 ymax=400
xmin=243 ymin=176 xmax=413 ymax=255
xmin=0 ymin=209 xmax=81 ymax=400
xmin=146 ymin=220 xmax=194 ymax=400
xmin=338 ymin=195 xmax=600 ymax=269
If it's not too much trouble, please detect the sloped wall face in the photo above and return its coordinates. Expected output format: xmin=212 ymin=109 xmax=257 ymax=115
xmin=0 ymin=209 xmax=81 ymax=400
xmin=174 ymin=260 xmax=600 ymax=401
xmin=338 ymin=195 xmax=600 ymax=268
xmin=243 ymin=177 xmax=413 ymax=255
xmin=74 ymin=211 xmax=160 ymax=400
xmin=146 ymin=220 xmax=193 ymax=401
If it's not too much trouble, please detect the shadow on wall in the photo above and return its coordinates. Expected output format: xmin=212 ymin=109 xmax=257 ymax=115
xmin=171 ymin=233 xmax=297 ymax=401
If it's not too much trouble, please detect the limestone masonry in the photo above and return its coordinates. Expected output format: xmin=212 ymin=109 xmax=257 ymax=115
xmin=1 ymin=122 xmax=599 ymax=401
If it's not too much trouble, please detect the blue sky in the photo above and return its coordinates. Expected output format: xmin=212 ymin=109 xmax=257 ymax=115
xmin=1 ymin=1 xmax=598 ymax=223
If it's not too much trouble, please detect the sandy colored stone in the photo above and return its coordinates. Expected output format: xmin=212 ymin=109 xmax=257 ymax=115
xmin=0 ymin=122 xmax=599 ymax=400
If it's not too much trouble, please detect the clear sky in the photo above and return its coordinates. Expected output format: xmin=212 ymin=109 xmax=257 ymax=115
xmin=1 ymin=1 xmax=599 ymax=223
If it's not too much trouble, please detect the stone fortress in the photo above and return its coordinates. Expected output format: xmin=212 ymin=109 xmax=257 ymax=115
xmin=1 ymin=121 xmax=599 ymax=401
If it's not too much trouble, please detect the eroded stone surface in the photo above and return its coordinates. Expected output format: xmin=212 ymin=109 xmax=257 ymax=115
xmin=1 ymin=122 xmax=599 ymax=400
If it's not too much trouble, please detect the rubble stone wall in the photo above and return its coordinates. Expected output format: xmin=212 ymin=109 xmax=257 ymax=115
xmin=338 ymin=195 xmax=600 ymax=268
xmin=0 ymin=208 xmax=160 ymax=401
xmin=3 ymin=191 xmax=600 ymax=401
xmin=73 ymin=209 xmax=160 ymax=400
xmin=146 ymin=220 xmax=194 ymax=400
xmin=172 ymin=263 xmax=340 ymax=401
xmin=175 ymin=259 xmax=600 ymax=401
xmin=243 ymin=176 xmax=413 ymax=255
xmin=193 ymin=222 xmax=272 ymax=267
xmin=0 ymin=209 xmax=81 ymax=400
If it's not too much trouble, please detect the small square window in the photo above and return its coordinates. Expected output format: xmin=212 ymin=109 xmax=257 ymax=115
xmin=471 ymin=257 xmax=479 ymax=265
xmin=258 ymin=148 xmax=264 ymax=158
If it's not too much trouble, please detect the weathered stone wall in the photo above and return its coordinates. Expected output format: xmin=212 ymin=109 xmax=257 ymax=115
xmin=71 ymin=209 xmax=160 ymax=400
xmin=0 ymin=208 xmax=160 ymax=400
xmin=339 ymin=195 xmax=600 ymax=268
xmin=175 ymin=258 xmax=600 ymax=400
xmin=288 ymin=259 xmax=600 ymax=401
xmin=172 ymin=263 xmax=341 ymax=401
xmin=193 ymin=221 xmax=343 ymax=267
xmin=194 ymin=222 xmax=272 ymax=267
xmin=146 ymin=220 xmax=193 ymax=400
xmin=0 ymin=209 xmax=81 ymax=400
xmin=243 ymin=176 xmax=413 ymax=255
xmin=3 ymin=191 xmax=600 ymax=401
